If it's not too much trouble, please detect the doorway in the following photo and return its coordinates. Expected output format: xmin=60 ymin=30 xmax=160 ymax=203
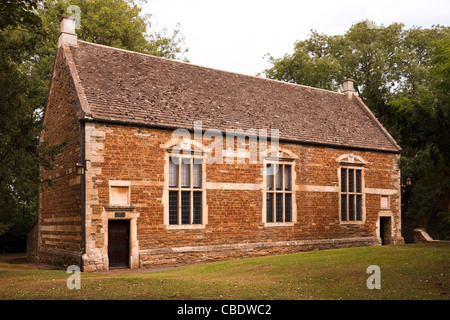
xmin=108 ymin=220 xmax=130 ymax=268
xmin=379 ymin=217 xmax=392 ymax=245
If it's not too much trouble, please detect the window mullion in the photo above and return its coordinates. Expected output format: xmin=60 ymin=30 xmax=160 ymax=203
xmin=275 ymin=164 xmax=279 ymax=222
xmin=272 ymin=191 xmax=276 ymax=222
xmin=190 ymin=158 xmax=193 ymax=224
xmin=347 ymin=170 xmax=350 ymax=221
xmin=178 ymin=158 xmax=182 ymax=225
xmin=281 ymin=164 xmax=285 ymax=222
xmin=177 ymin=190 xmax=181 ymax=226
xmin=271 ymin=163 xmax=275 ymax=223
xmin=347 ymin=169 xmax=349 ymax=221
xmin=346 ymin=193 xmax=349 ymax=221
xmin=190 ymin=190 xmax=193 ymax=224
xmin=272 ymin=164 xmax=275 ymax=191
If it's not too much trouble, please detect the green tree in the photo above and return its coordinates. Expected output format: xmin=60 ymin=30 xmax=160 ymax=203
xmin=0 ymin=0 xmax=49 ymax=248
xmin=0 ymin=0 xmax=41 ymax=31
xmin=395 ymin=33 xmax=450 ymax=241
xmin=263 ymin=31 xmax=343 ymax=91
xmin=264 ymin=21 xmax=450 ymax=241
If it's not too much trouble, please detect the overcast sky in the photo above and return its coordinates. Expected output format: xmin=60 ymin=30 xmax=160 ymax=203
xmin=141 ymin=0 xmax=450 ymax=77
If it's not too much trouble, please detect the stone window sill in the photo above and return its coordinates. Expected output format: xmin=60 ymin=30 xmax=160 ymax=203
xmin=264 ymin=222 xmax=295 ymax=227
xmin=166 ymin=224 xmax=206 ymax=230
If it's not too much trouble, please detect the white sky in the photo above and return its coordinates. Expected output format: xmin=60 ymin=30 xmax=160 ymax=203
xmin=141 ymin=0 xmax=450 ymax=76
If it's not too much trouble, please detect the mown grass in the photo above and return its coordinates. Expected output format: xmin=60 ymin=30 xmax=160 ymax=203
xmin=0 ymin=243 xmax=448 ymax=300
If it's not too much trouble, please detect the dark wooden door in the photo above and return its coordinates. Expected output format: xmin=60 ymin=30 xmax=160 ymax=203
xmin=380 ymin=217 xmax=392 ymax=245
xmin=108 ymin=220 xmax=130 ymax=268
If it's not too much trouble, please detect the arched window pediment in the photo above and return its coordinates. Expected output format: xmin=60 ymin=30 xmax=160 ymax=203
xmin=264 ymin=146 xmax=298 ymax=161
xmin=163 ymin=137 xmax=205 ymax=155
xmin=336 ymin=153 xmax=366 ymax=166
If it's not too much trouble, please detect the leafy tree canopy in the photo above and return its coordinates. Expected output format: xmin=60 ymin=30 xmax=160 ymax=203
xmin=0 ymin=0 xmax=41 ymax=31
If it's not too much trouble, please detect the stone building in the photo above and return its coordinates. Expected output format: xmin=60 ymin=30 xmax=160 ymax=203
xmin=27 ymin=17 xmax=404 ymax=272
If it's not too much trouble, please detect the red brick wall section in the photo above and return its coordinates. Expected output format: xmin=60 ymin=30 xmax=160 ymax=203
xmin=31 ymin=47 xmax=82 ymax=267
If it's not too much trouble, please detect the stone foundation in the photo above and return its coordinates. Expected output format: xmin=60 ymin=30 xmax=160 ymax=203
xmin=31 ymin=248 xmax=79 ymax=269
xmin=139 ymin=237 xmax=381 ymax=268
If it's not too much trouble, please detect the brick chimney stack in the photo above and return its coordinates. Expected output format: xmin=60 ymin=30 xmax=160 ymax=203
xmin=58 ymin=15 xmax=77 ymax=48
xmin=342 ymin=78 xmax=355 ymax=99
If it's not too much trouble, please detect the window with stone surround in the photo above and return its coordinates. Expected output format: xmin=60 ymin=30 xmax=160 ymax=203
xmin=168 ymin=154 xmax=204 ymax=227
xmin=264 ymin=162 xmax=293 ymax=225
xmin=340 ymin=167 xmax=364 ymax=222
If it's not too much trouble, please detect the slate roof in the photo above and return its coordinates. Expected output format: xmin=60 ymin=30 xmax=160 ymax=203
xmin=65 ymin=40 xmax=401 ymax=153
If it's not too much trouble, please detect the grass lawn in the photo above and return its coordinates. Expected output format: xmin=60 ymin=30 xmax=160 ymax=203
xmin=0 ymin=243 xmax=448 ymax=300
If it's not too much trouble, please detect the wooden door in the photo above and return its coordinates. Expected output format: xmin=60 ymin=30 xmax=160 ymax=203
xmin=108 ymin=220 xmax=130 ymax=268
xmin=380 ymin=217 xmax=392 ymax=245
